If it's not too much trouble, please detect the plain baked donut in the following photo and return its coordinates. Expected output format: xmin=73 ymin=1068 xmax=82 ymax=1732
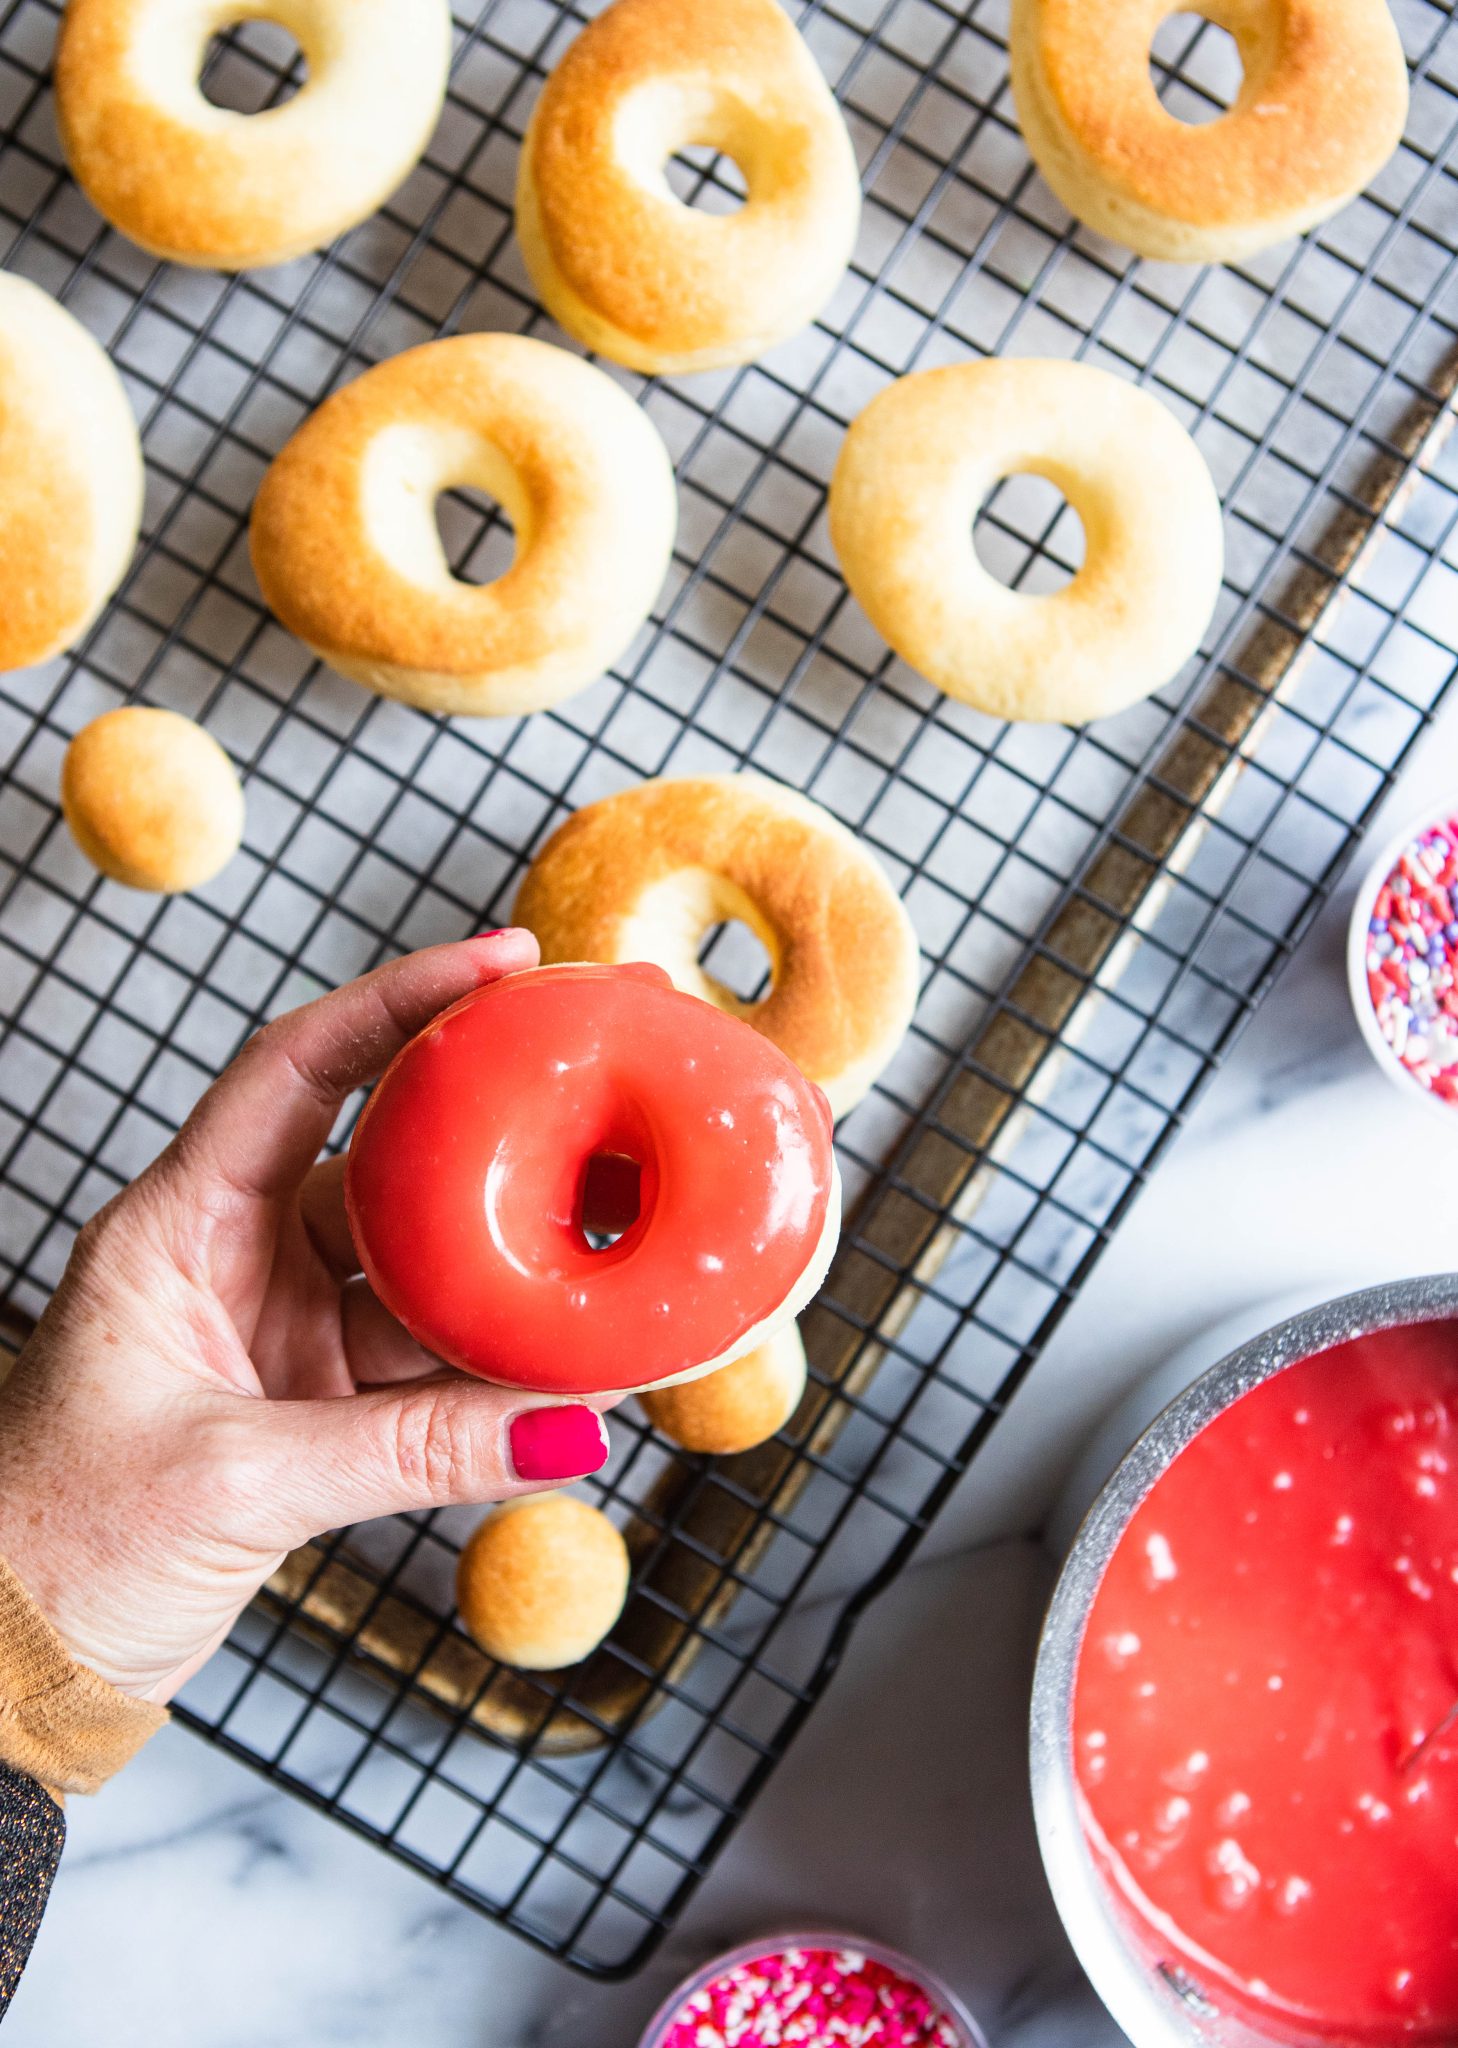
xmin=516 ymin=0 xmax=861 ymax=374
xmin=828 ymin=358 xmax=1225 ymax=726
xmin=249 ymin=334 xmax=678 ymax=717
xmin=1010 ymin=0 xmax=1409 ymax=265
xmin=456 ymin=1495 xmax=630 ymax=1671
xmin=516 ymin=776 xmax=919 ymax=1119
xmin=62 ymin=707 xmax=245 ymax=892
xmin=55 ymin=0 xmax=452 ymax=270
xmin=0 ymin=275 xmax=143 ymax=673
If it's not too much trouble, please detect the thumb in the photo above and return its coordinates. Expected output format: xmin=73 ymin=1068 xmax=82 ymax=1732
xmin=249 ymin=1379 xmax=612 ymax=1539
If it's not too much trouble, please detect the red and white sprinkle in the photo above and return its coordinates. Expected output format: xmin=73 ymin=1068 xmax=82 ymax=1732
xmin=656 ymin=1946 xmax=964 ymax=2048
xmin=1363 ymin=819 xmax=1458 ymax=1103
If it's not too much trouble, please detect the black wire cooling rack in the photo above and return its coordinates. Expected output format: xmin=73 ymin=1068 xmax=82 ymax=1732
xmin=2 ymin=0 xmax=1458 ymax=1981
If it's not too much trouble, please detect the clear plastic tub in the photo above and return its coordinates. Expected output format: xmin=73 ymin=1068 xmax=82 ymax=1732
xmin=636 ymin=1932 xmax=987 ymax=2048
xmin=1346 ymin=797 xmax=1458 ymax=1122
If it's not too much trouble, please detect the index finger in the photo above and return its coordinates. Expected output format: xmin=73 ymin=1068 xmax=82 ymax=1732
xmin=161 ymin=929 xmax=539 ymax=1203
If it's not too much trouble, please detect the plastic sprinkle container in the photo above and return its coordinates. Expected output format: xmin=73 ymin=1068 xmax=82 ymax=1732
xmin=1348 ymin=802 xmax=1458 ymax=1116
xmin=637 ymin=1934 xmax=986 ymax=2048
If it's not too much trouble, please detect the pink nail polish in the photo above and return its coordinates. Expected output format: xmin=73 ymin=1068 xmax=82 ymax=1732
xmin=474 ymin=928 xmax=504 ymax=938
xmin=509 ymin=1404 xmax=609 ymax=1483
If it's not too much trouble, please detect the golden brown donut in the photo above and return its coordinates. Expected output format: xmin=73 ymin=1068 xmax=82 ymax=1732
xmin=828 ymin=358 xmax=1224 ymax=726
xmin=55 ymin=0 xmax=452 ymax=270
xmin=455 ymin=1494 xmax=630 ymax=1671
xmin=640 ymin=1321 xmax=806 ymax=1455
xmin=1010 ymin=0 xmax=1409 ymax=264
xmin=515 ymin=775 xmax=919 ymax=1118
xmin=61 ymin=707 xmax=244 ymax=893
xmin=250 ymin=334 xmax=678 ymax=718
xmin=0 ymin=275 xmax=143 ymax=674
xmin=516 ymin=0 xmax=861 ymax=374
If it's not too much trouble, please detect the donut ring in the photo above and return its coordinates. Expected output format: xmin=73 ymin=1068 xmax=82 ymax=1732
xmin=1010 ymin=0 xmax=1409 ymax=265
xmin=55 ymin=0 xmax=452 ymax=271
xmin=828 ymin=359 xmax=1225 ymax=726
xmin=345 ymin=964 xmax=840 ymax=1396
xmin=249 ymin=335 xmax=678 ymax=717
xmin=516 ymin=776 xmax=919 ymax=1118
xmin=516 ymin=0 xmax=862 ymax=374
xmin=0 ymin=275 xmax=143 ymax=673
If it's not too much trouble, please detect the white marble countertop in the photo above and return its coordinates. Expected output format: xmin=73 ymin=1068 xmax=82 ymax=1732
xmin=10 ymin=714 xmax=1458 ymax=2048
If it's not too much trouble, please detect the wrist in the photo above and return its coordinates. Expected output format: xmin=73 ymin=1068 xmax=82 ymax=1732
xmin=0 ymin=1502 xmax=190 ymax=1703
xmin=0 ymin=1517 xmax=113 ymax=1689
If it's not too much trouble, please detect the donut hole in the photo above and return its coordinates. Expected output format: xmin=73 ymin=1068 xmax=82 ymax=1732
xmin=435 ymin=485 xmax=518 ymax=586
xmin=578 ymin=1152 xmax=642 ymax=1251
xmin=973 ymin=471 xmax=1086 ymax=595
xmin=362 ymin=425 xmax=526 ymax=595
xmin=619 ymin=81 xmax=753 ymax=215
xmin=698 ymin=919 xmax=773 ymax=1005
xmin=664 ymin=145 xmax=749 ymax=216
xmin=613 ymin=871 xmax=778 ymax=1014
xmin=199 ymin=18 xmax=307 ymax=113
xmin=1149 ymin=13 xmax=1244 ymax=125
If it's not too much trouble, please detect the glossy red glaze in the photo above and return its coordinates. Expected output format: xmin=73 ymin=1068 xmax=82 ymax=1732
xmin=345 ymin=963 xmax=836 ymax=1394
xmin=1074 ymin=1319 xmax=1458 ymax=2042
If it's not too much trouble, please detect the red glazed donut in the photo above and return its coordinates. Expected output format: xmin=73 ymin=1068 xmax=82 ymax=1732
xmin=345 ymin=963 xmax=840 ymax=1395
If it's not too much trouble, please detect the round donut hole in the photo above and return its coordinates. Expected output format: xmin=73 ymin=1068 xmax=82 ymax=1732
xmin=1149 ymin=13 xmax=1244 ymax=125
xmin=199 ymin=19 xmax=307 ymax=114
xmin=697 ymin=919 xmax=773 ymax=1004
xmin=435 ymin=486 xmax=517 ymax=586
xmin=972 ymin=472 xmax=1086 ymax=596
xmin=579 ymin=1152 xmax=642 ymax=1252
xmin=664 ymin=145 xmax=749 ymax=216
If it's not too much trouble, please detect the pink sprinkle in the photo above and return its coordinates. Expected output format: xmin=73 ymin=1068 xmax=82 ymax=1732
xmin=656 ymin=1946 xmax=965 ymax=2048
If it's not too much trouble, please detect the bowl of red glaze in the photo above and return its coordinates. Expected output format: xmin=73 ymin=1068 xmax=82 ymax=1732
xmin=1347 ymin=804 xmax=1458 ymax=1116
xmin=1031 ymin=1275 xmax=1458 ymax=2047
xmin=637 ymin=1934 xmax=985 ymax=2048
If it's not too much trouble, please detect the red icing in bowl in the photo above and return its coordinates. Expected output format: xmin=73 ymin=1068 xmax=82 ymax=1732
xmin=346 ymin=963 xmax=836 ymax=1394
xmin=1075 ymin=1318 xmax=1458 ymax=2040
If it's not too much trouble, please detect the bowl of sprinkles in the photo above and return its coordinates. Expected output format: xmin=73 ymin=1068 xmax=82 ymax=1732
xmin=1348 ymin=803 xmax=1458 ymax=1113
xmin=638 ymin=1935 xmax=986 ymax=2048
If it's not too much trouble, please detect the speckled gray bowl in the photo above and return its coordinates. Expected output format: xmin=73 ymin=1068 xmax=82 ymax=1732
xmin=1030 ymin=1274 xmax=1458 ymax=2048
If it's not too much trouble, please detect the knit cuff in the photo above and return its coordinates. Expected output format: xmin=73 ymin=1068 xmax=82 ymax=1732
xmin=0 ymin=1557 xmax=167 ymax=1797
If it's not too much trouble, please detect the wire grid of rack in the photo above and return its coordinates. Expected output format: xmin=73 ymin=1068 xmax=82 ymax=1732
xmin=1 ymin=0 xmax=1457 ymax=1981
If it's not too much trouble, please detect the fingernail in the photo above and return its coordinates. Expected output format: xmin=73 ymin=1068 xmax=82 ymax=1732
xmin=509 ymin=1404 xmax=609 ymax=1483
xmin=474 ymin=928 xmax=504 ymax=938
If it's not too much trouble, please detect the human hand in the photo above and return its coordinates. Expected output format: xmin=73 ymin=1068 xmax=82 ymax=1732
xmin=0 ymin=933 xmax=614 ymax=1705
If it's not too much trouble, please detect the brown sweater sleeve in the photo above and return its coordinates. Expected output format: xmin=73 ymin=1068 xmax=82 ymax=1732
xmin=0 ymin=1558 xmax=166 ymax=1798
xmin=0 ymin=1760 xmax=64 ymax=2018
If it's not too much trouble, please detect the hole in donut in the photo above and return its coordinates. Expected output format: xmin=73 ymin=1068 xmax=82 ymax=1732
xmin=664 ymin=145 xmax=749 ymax=215
xmin=579 ymin=1153 xmax=642 ymax=1251
xmin=973 ymin=472 xmax=1086 ymax=596
xmin=199 ymin=19 xmax=307 ymax=113
xmin=435 ymin=487 xmax=517 ymax=586
xmin=697 ymin=920 xmax=773 ymax=1004
xmin=1149 ymin=13 xmax=1243 ymax=125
